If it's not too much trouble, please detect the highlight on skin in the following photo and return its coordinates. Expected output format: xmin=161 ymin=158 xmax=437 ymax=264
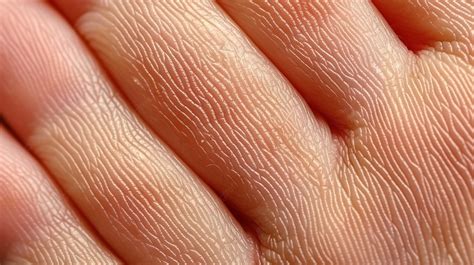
xmin=0 ymin=0 xmax=472 ymax=264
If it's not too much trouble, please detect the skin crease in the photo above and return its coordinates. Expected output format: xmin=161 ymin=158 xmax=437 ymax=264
xmin=55 ymin=1 xmax=340 ymax=264
xmin=0 ymin=0 xmax=472 ymax=265
xmin=371 ymin=0 xmax=473 ymax=53
xmin=218 ymin=1 xmax=473 ymax=263
xmin=220 ymin=1 xmax=474 ymax=264
xmin=0 ymin=2 xmax=253 ymax=264
xmin=0 ymin=127 xmax=119 ymax=265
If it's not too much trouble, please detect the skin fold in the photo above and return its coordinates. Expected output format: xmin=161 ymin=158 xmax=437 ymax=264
xmin=0 ymin=0 xmax=472 ymax=264
xmin=0 ymin=2 xmax=252 ymax=264
xmin=0 ymin=127 xmax=119 ymax=264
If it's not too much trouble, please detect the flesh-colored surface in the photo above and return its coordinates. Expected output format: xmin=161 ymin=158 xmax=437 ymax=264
xmin=0 ymin=0 xmax=472 ymax=264
xmin=0 ymin=2 xmax=252 ymax=264
xmin=0 ymin=127 xmax=119 ymax=265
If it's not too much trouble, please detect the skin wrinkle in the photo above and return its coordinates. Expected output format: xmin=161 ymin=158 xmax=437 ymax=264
xmin=372 ymin=0 xmax=473 ymax=53
xmin=72 ymin=1 xmax=338 ymax=263
xmin=218 ymin=0 xmax=473 ymax=264
xmin=33 ymin=100 xmax=249 ymax=263
xmin=39 ymin=59 xmax=247 ymax=264
xmin=219 ymin=0 xmax=406 ymax=130
xmin=1 ymin=2 xmax=253 ymax=264
xmin=1 ymin=0 xmax=472 ymax=264
xmin=78 ymin=2 xmax=436 ymax=262
xmin=343 ymin=49 xmax=472 ymax=263
xmin=0 ymin=128 xmax=119 ymax=265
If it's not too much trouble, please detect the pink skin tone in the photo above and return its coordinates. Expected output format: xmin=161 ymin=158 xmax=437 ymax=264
xmin=0 ymin=127 xmax=118 ymax=264
xmin=1 ymin=2 xmax=251 ymax=264
xmin=1 ymin=0 xmax=472 ymax=264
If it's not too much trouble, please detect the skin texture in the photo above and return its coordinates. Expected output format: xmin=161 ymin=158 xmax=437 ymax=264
xmin=0 ymin=2 xmax=252 ymax=264
xmin=372 ymin=0 xmax=473 ymax=53
xmin=218 ymin=1 xmax=473 ymax=263
xmin=0 ymin=127 xmax=119 ymax=264
xmin=0 ymin=0 xmax=473 ymax=264
xmin=55 ymin=2 xmax=339 ymax=264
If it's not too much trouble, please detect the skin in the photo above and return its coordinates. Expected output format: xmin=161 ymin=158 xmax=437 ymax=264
xmin=0 ymin=126 xmax=119 ymax=264
xmin=0 ymin=0 xmax=472 ymax=264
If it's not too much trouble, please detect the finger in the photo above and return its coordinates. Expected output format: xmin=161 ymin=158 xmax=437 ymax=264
xmin=0 ymin=2 xmax=252 ymax=264
xmin=219 ymin=1 xmax=473 ymax=264
xmin=52 ymin=0 xmax=341 ymax=263
xmin=218 ymin=0 xmax=409 ymax=127
xmin=373 ymin=0 xmax=473 ymax=54
xmin=0 ymin=126 xmax=119 ymax=265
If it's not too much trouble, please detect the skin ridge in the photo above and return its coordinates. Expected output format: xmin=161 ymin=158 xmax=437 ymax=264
xmin=0 ymin=0 xmax=472 ymax=264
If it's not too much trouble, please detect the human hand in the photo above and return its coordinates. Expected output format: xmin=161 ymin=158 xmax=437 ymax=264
xmin=0 ymin=1 xmax=472 ymax=264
